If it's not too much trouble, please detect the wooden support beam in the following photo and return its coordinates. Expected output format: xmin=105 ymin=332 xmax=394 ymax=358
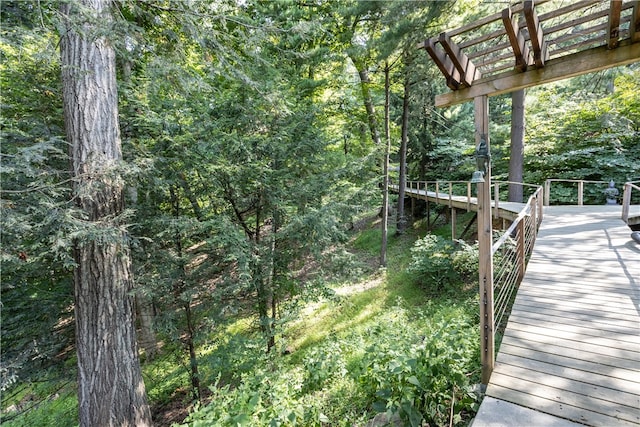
xmin=474 ymin=95 xmax=494 ymax=385
xmin=608 ymin=0 xmax=623 ymax=49
xmin=502 ymin=7 xmax=530 ymax=72
xmin=524 ymin=0 xmax=548 ymax=68
xmin=633 ymin=1 xmax=640 ymax=43
xmin=451 ymin=208 xmax=457 ymax=240
xmin=435 ymin=41 xmax=640 ymax=107
xmin=439 ymin=32 xmax=481 ymax=87
xmin=422 ymin=37 xmax=462 ymax=90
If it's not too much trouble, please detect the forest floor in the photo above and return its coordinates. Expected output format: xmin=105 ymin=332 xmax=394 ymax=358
xmin=2 ymin=209 xmax=483 ymax=426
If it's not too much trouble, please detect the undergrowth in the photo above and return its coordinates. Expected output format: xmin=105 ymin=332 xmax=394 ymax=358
xmin=1 ymin=212 xmax=483 ymax=427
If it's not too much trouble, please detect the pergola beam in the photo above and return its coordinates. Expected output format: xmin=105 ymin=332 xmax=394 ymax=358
xmin=502 ymin=7 xmax=530 ymax=72
xmin=435 ymin=40 xmax=640 ymax=107
xmin=422 ymin=37 xmax=462 ymax=90
xmin=608 ymin=0 xmax=623 ymax=49
xmin=524 ymin=0 xmax=548 ymax=67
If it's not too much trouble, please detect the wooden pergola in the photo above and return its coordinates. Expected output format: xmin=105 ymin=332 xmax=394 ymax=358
xmin=419 ymin=0 xmax=640 ymax=384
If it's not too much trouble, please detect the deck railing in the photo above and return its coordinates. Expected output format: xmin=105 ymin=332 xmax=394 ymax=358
xmin=401 ymin=180 xmax=544 ymax=331
xmin=405 ymin=180 xmax=541 ymax=215
xmin=543 ymin=179 xmax=615 ymax=206
xmin=491 ymin=185 xmax=543 ymax=331
xmin=622 ymin=181 xmax=640 ymax=225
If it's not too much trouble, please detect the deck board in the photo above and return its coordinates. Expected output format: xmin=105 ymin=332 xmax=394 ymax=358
xmin=487 ymin=205 xmax=640 ymax=426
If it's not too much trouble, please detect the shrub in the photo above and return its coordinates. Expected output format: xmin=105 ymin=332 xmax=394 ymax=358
xmin=407 ymin=235 xmax=478 ymax=290
xmin=357 ymin=306 xmax=479 ymax=426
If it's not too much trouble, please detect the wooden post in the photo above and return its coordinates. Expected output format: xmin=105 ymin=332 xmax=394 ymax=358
xmin=467 ymin=182 xmax=472 ymax=212
xmin=475 ymin=95 xmax=494 ymax=385
xmin=538 ymin=188 xmax=544 ymax=225
xmin=411 ymin=196 xmax=415 ymax=219
xmin=516 ymin=220 xmax=526 ymax=282
xmin=494 ymin=182 xmax=500 ymax=219
xmin=622 ymin=182 xmax=631 ymax=223
xmin=451 ymin=208 xmax=457 ymax=240
xmin=544 ymin=179 xmax=551 ymax=206
xmin=531 ymin=195 xmax=538 ymax=245
xmin=578 ymin=181 xmax=584 ymax=206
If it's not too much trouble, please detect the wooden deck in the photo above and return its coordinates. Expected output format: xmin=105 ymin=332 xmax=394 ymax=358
xmin=485 ymin=205 xmax=640 ymax=426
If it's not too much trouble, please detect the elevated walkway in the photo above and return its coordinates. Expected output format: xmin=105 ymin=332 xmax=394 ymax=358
xmin=394 ymin=182 xmax=640 ymax=425
xmin=390 ymin=183 xmax=526 ymax=222
xmin=473 ymin=206 xmax=640 ymax=426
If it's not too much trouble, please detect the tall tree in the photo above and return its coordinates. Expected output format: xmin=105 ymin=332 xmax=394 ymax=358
xmin=59 ymin=0 xmax=151 ymax=425
xmin=508 ymin=89 xmax=525 ymax=202
xmin=380 ymin=62 xmax=391 ymax=267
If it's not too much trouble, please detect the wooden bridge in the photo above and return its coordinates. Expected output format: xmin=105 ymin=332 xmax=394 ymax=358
xmin=394 ymin=180 xmax=640 ymax=426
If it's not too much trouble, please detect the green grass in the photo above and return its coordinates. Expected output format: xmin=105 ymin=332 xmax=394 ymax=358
xmin=1 ymin=379 xmax=77 ymax=427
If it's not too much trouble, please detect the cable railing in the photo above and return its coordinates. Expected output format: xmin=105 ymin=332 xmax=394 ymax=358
xmin=491 ymin=185 xmax=543 ymax=331
xmin=543 ymin=179 xmax=618 ymax=206
xmin=403 ymin=180 xmax=542 ymax=215
xmin=399 ymin=180 xmax=544 ymax=331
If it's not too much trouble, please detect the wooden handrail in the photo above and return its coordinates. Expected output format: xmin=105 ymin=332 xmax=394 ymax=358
xmin=493 ymin=185 xmax=544 ymax=255
xmin=544 ymin=179 xmax=614 ymax=206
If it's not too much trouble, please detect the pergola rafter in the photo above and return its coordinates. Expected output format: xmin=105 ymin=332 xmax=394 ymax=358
xmin=420 ymin=0 xmax=640 ymax=108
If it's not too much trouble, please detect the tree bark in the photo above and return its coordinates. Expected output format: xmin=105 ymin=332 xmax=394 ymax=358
xmin=380 ymin=63 xmax=391 ymax=267
xmin=349 ymin=54 xmax=382 ymax=147
xmin=508 ymin=89 xmax=525 ymax=202
xmin=60 ymin=1 xmax=152 ymax=426
xmin=396 ymin=70 xmax=410 ymax=235
xmin=135 ymin=293 xmax=157 ymax=360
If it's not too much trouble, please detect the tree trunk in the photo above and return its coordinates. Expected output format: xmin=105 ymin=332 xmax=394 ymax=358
xmin=170 ymin=186 xmax=201 ymax=401
xmin=396 ymin=70 xmax=410 ymax=235
xmin=380 ymin=63 xmax=391 ymax=267
xmin=349 ymin=54 xmax=382 ymax=147
xmin=184 ymin=302 xmax=201 ymax=401
xmin=508 ymin=89 xmax=525 ymax=202
xmin=60 ymin=1 xmax=152 ymax=426
xmin=135 ymin=293 xmax=157 ymax=361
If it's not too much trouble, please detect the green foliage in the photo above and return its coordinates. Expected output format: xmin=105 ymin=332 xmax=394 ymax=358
xmin=525 ymin=70 xmax=640 ymax=190
xmin=357 ymin=305 xmax=479 ymax=426
xmin=407 ymin=235 xmax=478 ymax=291
xmin=181 ymin=297 xmax=479 ymax=427
xmin=1 ymin=382 xmax=77 ymax=427
xmin=1 ymin=3 xmax=77 ymax=396
xmin=4 ymin=0 xmax=638 ymax=425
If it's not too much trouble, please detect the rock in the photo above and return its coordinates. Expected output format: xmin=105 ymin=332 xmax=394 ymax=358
xmin=365 ymin=412 xmax=403 ymax=427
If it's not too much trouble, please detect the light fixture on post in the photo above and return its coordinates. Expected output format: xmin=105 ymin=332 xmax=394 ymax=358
xmin=471 ymin=135 xmax=490 ymax=184
xmin=470 ymin=170 xmax=485 ymax=183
